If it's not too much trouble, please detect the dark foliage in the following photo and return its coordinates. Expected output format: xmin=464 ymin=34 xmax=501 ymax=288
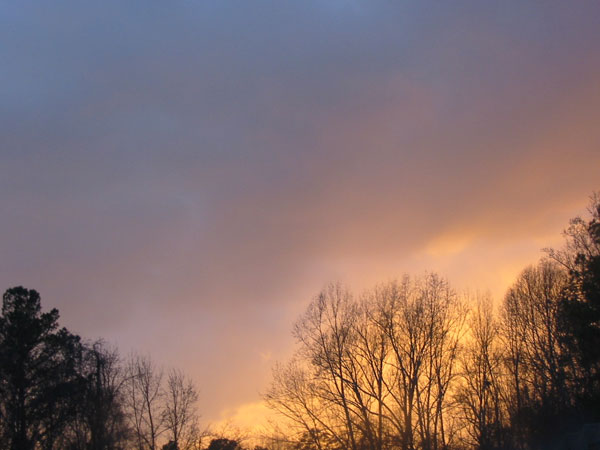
xmin=207 ymin=438 xmax=242 ymax=450
xmin=556 ymin=195 xmax=600 ymax=421
xmin=0 ymin=287 xmax=83 ymax=450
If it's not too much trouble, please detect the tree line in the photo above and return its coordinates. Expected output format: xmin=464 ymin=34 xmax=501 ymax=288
xmin=264 ymin=193 xmax=600 ymax=450
xmin=0 ymin=288 xmax=265 ymax=450
xmin=2 ymin=193 xmax=599 ymax=450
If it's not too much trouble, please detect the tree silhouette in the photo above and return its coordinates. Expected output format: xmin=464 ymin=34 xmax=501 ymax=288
xmin=69 ymin=342 xmax=129 ymax=450
xmin=2 ymin=191 xmax=600 ymax=450
xmin=162 ymin=441 xmax=178 ymax=450
xmin=549 ymin=193 xmax=600 ymax=421
xmin=0 ymin=287 xmax=83 ymax=450
xmin=207 ymin=438 xmax=242 ymax=450
xmin=125 ymin=354 xmax=166 ymax=450
xmin=163 ymin=369 xmax=200 ymax=450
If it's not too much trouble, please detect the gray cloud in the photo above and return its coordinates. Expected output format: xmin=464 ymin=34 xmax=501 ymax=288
xmin=1 ymin=0 xmax=600 ymax=420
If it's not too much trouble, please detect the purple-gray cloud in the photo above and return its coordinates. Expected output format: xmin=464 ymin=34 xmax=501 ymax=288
xmin=1 ymin=0 xmax=599 ymax=422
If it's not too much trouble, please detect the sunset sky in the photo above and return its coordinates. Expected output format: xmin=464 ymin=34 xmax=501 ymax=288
xmin=1 ymin=1 xmax=599 ymax=431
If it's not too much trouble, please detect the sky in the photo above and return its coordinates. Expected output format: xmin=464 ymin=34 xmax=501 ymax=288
xmin=1 ymin=0 xmax=600 ymax=431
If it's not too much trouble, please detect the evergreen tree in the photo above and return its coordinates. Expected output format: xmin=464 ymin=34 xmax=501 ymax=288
xmin=0 ymin=287 xmax=83 ymax=450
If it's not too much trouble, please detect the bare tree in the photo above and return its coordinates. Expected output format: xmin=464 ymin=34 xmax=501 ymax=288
xmin=501 ymin=260 xmax=569 ymax=445
xmin=265 ymin=356 xmax=347 ymax=449
xmin=414 ymin=275 xmax=465 ymax=450
xmin=372 ymin=275 xmax=464 ymax=450
xmin=267 ymin=276 xmax=467 ymax=450
xmin=69 ymin=341 xmax=130 ymax=450
xmin=455 ymin=294 xmax=505 ymax=450
xmin=163 ymin=369 xmax=200 ymax=450
xmin=126 ymin=354 xmax=166 ymax=450
xmin=351 ymin=289 xmax=394 ymax=450
xmin=292 ymin=283 xmax=361 ymax=450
